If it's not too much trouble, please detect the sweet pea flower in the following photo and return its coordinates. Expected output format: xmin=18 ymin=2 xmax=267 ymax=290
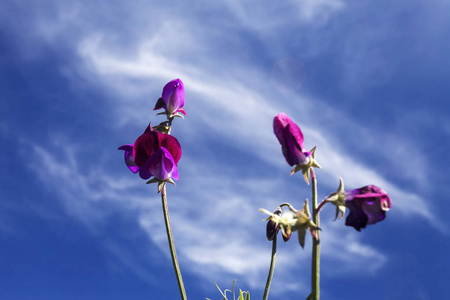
xmin=154 ymin=79 xmax=186 ymax=117
xmin=344 ymin=185 xmax=392 ymax=231
xmin=118 ymin=125 xmax=182 ymax=181
xmin=273 ymin=113 xmax=310 ymax=166
xmin=273 ymin=113 xmax=321 ymax=184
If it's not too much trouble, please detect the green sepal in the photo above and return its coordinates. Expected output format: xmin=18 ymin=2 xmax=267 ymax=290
xmin=297 ymin=226 xmax=307 ymax=248
xmin=156 ymin=111 xmax=184 ymax=120
xmin=334 ymin=204 xmax=346 ymax=221
xmin=146 ymin=178 xmax=159 ymax=185
xmin=166 ymin=178 xmax=176 ymax=186
xmin=290 ymin=164 xmax=302 ymax=175
xmin=293 ymin=200 xmax=320 ymax=248
xmin=326 ymin=177 xmax=347 ymax=221
xmin=302 ymin=199 xmax=311 ymax=219
xmin=173 ymin=112 xmax=185 ymax=119
xmin=309 ymin=146 xmax=322 ymax=169
xmin=145 ymin=178 xmax=176 ymax=193
xmin=302 ymin=168 xmax=310 ymax=185
xmin=289 ymin=146 xmax=322 ymax=185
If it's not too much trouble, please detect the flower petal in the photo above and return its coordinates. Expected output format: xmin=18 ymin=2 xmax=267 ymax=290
xmin=345 ymin=198 xmax=368 ymax=231
xmin=133 ymin=129 xmax=160 ymax=168
xmin=139 ymin=147 xmax=179 ymax=180
xmin=118 ymin=144 xmax=139 ymax=173
xmin=274 ymin=113 xmax=308 ymax=166
xmin=133 ymin=125 xmax=182 ymax=168
xmin=283 ymin=124 xmax=308 ymax=165
xmin=153 ymin=97 xmax=166 ymax=111
xmin=159 ymin=132 xmax=182 ymax=164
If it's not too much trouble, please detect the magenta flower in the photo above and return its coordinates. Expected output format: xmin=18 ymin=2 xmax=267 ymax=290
xmin=273 ymin=113 xmax=311 ymax=166
xmin=344 ymin=185 xmax=392 ymax=231
xmin=118 ymin=125 xmax=182 ymax=181
xmin=154 ymin=79 xmax=186 ymax=116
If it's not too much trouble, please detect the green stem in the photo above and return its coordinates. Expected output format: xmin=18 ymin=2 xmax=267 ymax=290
xmin=263 ymin=235 xmax=277 ymax=300
xmin=167 ymin=116 xmax=175 ymax=134
xmin=316 ymin=199 xmax=329 ymax=214
xmin=161 ymin=184 xmax=187 ymax=300
xmin=310 ymin=168 xmax=320 ymax=300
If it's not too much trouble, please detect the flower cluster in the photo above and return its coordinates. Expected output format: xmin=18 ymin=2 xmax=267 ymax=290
xmin=261 ymin=201 xmax=319 ymax=248
xmin=263 ymin=112 xmax=392 ymax=242
xmin=119 ymin=79 xmax=185 ymax=185
xmin=261 ymin=112 xmax=393 ymax=300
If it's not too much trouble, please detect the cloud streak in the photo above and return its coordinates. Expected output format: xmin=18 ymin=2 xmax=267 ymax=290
xmin=10 ymin=0 xmax=448 ymax=298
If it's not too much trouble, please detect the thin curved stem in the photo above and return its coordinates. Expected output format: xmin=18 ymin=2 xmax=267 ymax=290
xmin=310 ymin=169 xmax=320 ymax=300
xmin=316 ymin=199 xmax=329 ymax=214
xmin=263 ymin=235 xmax=277 ymax=300
xmin=161 ymin=184 xmax=187 ymax=300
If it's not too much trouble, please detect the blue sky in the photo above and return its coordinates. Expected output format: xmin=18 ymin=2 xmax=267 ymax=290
xmin=1 ymin=0 xmax=449 ymax=299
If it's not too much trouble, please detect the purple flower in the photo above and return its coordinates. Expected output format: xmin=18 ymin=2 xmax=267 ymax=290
xmin=273 ymin=113 xmax=311 ymax=166
xmin=118 ymin=125 xmax=182 ymax=181
xmin=154 ymin=79 xmax=186 ymax=116
xmin=345 ymin=185 xmax=392 ymax=231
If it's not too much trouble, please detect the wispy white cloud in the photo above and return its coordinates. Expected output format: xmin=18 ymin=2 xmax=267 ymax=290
xmin=26 ymin=134 xmax=392 ymax=297
xmin=12 ymin=0 xmax=448 ymax=297
xmin=74 ymin=33 xmax=439 ymax=227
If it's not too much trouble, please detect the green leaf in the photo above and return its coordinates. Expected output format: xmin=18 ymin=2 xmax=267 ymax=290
xmin=238 ymin=290 xmax=243 ymax=300
xmin=306 ymin=293 xmax=312 ymax=300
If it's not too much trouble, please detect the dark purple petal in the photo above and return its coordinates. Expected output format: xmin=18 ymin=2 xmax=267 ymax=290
xmin=161 ymin=78 xmax=185 ymax=115
xmin=282 ymin=227 xmax=292 ymax=242
xmin=345 ymin=199 xmax=368 ymax=231
xmin=283 ymin=124 xmax=309 ymax=165
xmin=273 ymin=113 xmax=309 ymax=166
xmin=133 ymin=125 xmax=182 ymax=168
xmin=133 ymin=129 xmax=160 ymax=168
xmin=118 ymin=144 xmax=139 ymax=173
xmin=159 ymin=132 xmax=182 ymax=164
xmin=345 ymin=185 xmax=391 ymax=231
xmin=266 ymin=207 xmax=282 ymax=241
xmin=139 ymin=147 xmax=179 ymax=180
xmin=153 ymin=97 xmax=166 ymax=111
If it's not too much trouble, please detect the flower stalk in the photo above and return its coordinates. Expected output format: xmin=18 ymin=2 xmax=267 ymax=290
xmin=263 ymin=235 xmax=277 ymax=300
xmin=310 ymin=168 xmax=320 ymax=300
xmin=161 ymin=183 xmax=187 ymax=300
